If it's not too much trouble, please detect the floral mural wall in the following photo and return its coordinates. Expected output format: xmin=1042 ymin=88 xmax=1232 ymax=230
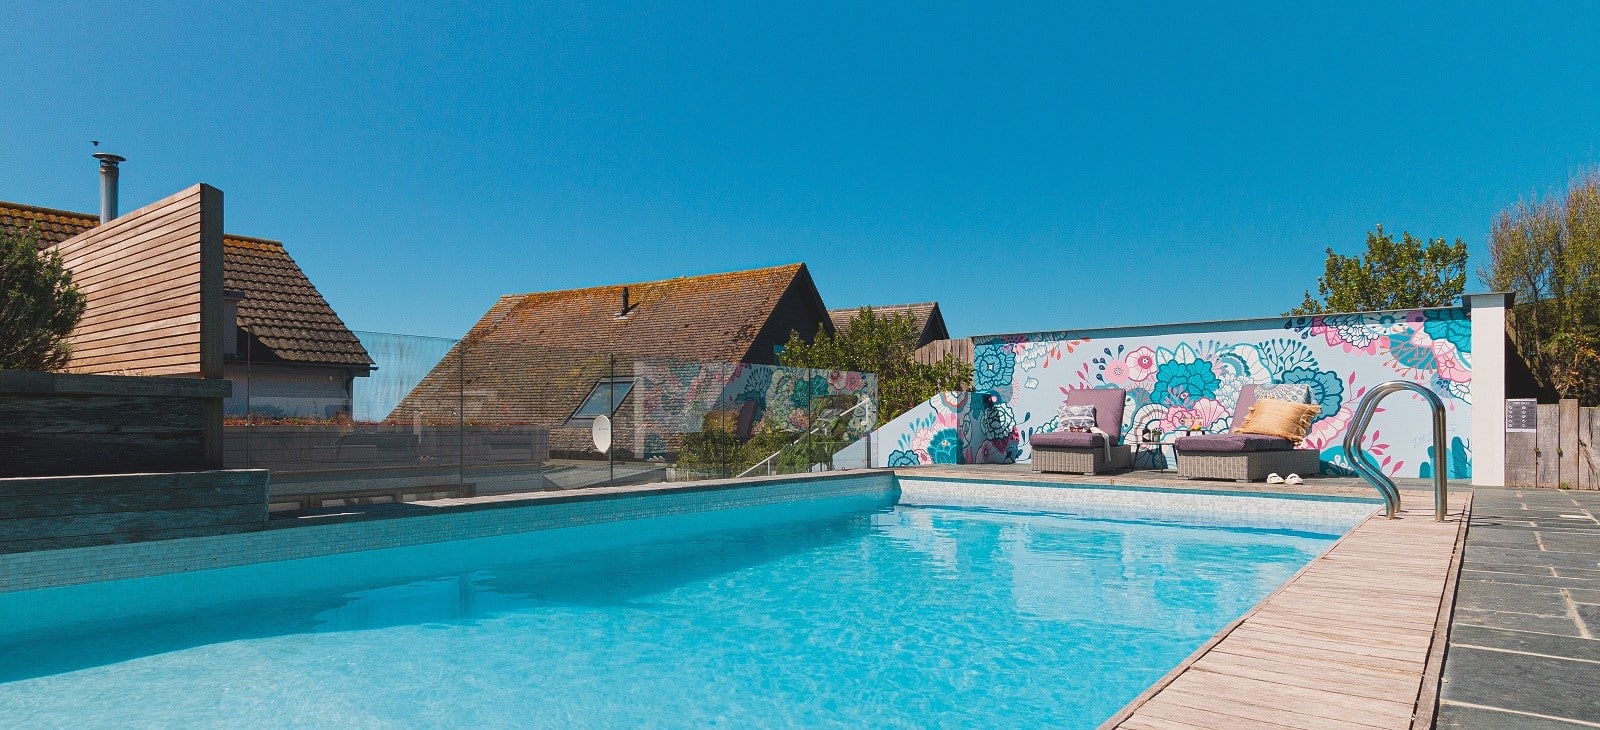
xmin=631 ymin=361 xmax=877 ymax=458
xmin=878 ymin=307 xmax=1474 ymax=478
xmin=875 ymin=391 xmax=1023 ymax=467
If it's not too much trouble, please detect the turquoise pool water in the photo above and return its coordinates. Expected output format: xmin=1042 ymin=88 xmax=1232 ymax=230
xmin=0 ymin=491 xmax=1349 ymax=727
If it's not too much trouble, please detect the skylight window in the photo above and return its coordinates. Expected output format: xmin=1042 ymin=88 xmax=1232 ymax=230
xmin=564 ymin=376 xmax=635 ymax=427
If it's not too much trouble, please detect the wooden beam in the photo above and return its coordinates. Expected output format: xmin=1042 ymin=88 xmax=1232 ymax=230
xmin=1581 ymin=407 xmax=1600 ymax=491
xmin=1536 ymin=404 xmax=1561 ymax=488
xmin=1560 ymin=399 xmax=1580 ymax=489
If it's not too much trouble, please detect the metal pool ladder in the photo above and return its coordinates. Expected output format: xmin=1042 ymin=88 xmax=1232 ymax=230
xmin=1342 ymin=380 xmax=1450 ymax=521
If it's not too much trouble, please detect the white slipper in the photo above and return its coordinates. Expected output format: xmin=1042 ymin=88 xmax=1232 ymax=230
xmin=1266 ymin=473 xmax=1285 ymax=484
xmin=1285 ymin=474 xmax=1304 ymax=485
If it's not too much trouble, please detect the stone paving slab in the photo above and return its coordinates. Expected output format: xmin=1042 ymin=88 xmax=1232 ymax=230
xmin=1439 ymin=647 xmax=1600 ymax=722
xmin=1437 ymin=702 xmax=1597 ymax=729
xmin=1450 ymin=625 xmax=1600 ymax=664
xmin=1440 ymin=488 xmax=1600 ymax=727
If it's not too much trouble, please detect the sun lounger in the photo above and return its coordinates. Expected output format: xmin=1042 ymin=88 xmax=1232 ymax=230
xmin=1174 ymin=385 xmax=1320 ymax=481
xmin=1030 ymin=387 xmax=1132 ymax=475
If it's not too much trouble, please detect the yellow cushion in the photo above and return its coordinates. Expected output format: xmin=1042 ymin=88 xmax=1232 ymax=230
xmin=1235 ymin=398 xmax=1320 ymax=444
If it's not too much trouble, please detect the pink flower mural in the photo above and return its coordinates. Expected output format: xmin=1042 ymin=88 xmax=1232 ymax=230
xmin=1126 ymin=346 xmax=1157 ymax=382
xmin=1158 ymin=398 xmax=1230 ymax=433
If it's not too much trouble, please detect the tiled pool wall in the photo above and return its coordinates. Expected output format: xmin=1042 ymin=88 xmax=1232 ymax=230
xmin=0 ymin=471 xmax=1381 ymax=595
xmin=896 ymin=477 xmax=1380 ymax=534
xmin=0 ymin=472 xmax=896 ymax=594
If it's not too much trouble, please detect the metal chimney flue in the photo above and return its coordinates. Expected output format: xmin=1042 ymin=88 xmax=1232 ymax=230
xmin=92 ymin=151 xmax=125 ymax=224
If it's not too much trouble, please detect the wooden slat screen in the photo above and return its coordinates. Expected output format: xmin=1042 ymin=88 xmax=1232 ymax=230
xmin=51 ymin=184 xmax=224 ymax=378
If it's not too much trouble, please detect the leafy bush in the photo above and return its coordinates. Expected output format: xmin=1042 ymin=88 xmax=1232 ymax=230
xmin=1 ymin=227 xmax=85 ymax=371
xmin=778 ymin=307 xmax=970 ymax=425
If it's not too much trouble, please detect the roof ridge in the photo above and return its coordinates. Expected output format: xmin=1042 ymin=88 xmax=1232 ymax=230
xmin=828 ymin=301 xmax=940 ymax=312
xmin=0 ymin=200 xmax=100 ymax=221
xmin=223 ymin=233 xmax=285 ymax=246
xmin=497 ymin=262 xmax=806 ymax=300
xmin=2 ymin=199 xmax=284 ymax=246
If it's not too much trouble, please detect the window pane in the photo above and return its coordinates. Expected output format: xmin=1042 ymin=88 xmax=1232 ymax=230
xmin=570 ymin=378 xmax=635 ymax=419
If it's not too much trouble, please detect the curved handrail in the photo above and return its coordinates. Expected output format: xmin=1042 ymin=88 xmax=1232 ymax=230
xmin=736 ymin=396 xmax=876 ymax=478
xmin=1341 ymin=380 xmax=1450 ymax=521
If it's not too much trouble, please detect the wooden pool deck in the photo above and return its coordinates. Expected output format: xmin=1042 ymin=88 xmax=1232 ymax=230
xmin=907 ymin=464 xmax=1472 ymax=728
xmin=1108 ymin=492 xmax=1470 ymax=730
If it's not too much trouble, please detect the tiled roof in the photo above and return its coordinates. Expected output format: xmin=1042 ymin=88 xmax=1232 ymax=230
xmin=389 ymin=264 xmax=829 ymax=437
xmin=0 ymin=200 xmax=371 ymax=368
xmin=463 ymin=263 xmax=816 ymax=363
xmin=223 ymin=235 xmax=372 ymax=366
xmin=828 ymin=301 xmax=950 ymax=345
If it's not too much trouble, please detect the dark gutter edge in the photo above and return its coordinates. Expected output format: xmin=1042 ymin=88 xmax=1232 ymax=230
xmin=969 ymin=299 xmax=1490 ymax=344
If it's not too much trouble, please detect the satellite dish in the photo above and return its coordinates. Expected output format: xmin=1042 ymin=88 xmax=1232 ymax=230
xmin=592 ymin=415 xmax=613 ymax=454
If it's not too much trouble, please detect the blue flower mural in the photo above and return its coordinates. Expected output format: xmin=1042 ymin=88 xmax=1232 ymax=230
xmin=1256 ymin=339 xmax=1319 ymax=378
xmin=1152 ymin=359 xmax=1220 ymax=406
xmin=887 ymin=450 xmax=923 ymax=467
xmin=789 ymin=375 xmax=830 ymax=409
xmin=1419 ymin=437 xmax=1472 ymax=480
xmin=1384 ymin=334 xmax=1438 ymax=371
xmin=1280 ymin=366 xmax=1344 ymax=420
xmin=1424 ymin=309 xmax=1472 ymax=353
xmin=928 ymin=428 xmax=962 ymax=464
xmin=980 ymin=398 xmax=1015 ymax=439
xmin=973 ymin=346 xmax=1015 ymax=391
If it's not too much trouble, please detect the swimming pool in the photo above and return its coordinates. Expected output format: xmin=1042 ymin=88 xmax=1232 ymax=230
xmin=0 ymin=478 xmax=1372 ymax=727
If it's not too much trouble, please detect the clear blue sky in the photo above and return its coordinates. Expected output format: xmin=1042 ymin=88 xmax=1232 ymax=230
xmin=3 ymin=3 xmax=1597 ymax=339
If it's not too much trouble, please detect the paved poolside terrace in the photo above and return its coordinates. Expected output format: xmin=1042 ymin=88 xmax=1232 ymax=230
xmin=265 ymin=465 xmax=1599 ymax=728
xmin=1438 ymin=488 xmax=1600 ymax=728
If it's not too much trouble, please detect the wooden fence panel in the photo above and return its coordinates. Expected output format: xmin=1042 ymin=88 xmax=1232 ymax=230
xmin=52 ymin=184 xmax=223 ymax=378
xmin=915 ymin=338 xmax=974 ymax=371
xmin=1582 ymin=407 xmax=1600 ymax=490
xmin=1519 ymin=403 xmax=1600 ymax=489
xmin=1506 ymin=428 xmax=1538 ymax=488
xmin=1536 ymin=404 xmax=1561 ymax=487
xmin=1559 ymin=400 xmax=1581 ymax=489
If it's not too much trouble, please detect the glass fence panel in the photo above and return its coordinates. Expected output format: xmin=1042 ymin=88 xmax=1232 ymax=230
xmin=222 ymin=333 xmax=877 ymax=511
xmin=224 ymin=332 xmax=467 ymax=511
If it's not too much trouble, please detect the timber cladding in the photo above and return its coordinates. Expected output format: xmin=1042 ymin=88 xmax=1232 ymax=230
xmin=0 ymin=370 xmax=230 ymax=478
xmin=0 ymin=469 xmax=269 ymax=554
xmin=52 ymin=184 xmax=224 ymax=378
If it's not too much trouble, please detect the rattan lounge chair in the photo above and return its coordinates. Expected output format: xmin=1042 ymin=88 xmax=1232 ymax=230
xmin=1030 ymin=388 xmax=1132 ymax=475
xmin=1173 ymin=385 xmax=1320 ymax=482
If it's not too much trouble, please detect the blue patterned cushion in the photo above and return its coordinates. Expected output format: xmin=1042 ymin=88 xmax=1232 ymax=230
xmin=1057 ymin=404 xmax=1098 ymax=432
xmin=1255 ymin=383 xmax=1312 ymax=404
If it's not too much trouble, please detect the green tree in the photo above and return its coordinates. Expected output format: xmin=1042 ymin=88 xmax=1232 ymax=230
xmin=1 ymin=227 xmax=85 ymax=371
xmin=1483 ymin=170 xmax=1600 ymax=405
xmin=779 ymin=307 xmax=972 ymax=426
xmin=1289 ymin=225 xmax=1469 ymax=315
